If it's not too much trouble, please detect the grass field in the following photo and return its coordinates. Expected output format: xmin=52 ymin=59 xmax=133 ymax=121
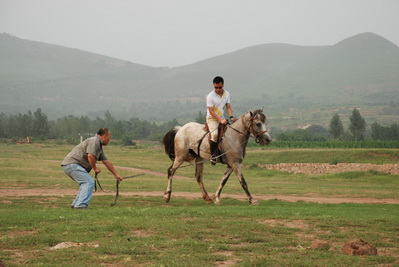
xmin=1 ymin=143 xmax=398 ymax=266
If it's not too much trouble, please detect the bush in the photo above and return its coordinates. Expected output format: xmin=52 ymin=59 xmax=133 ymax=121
xmin=121 ymin=135 xmax=136 ymax=146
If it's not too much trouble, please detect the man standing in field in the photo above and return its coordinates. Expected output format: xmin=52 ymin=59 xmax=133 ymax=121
xmin=206 ymin=76 xmax=235 ymax=164
xmin=61 ymin=128 xmax=122 ymax=209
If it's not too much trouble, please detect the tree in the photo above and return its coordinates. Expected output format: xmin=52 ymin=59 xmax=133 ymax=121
xmin=112 ymin=120 xmax=126 ymax=139
xmin=33 ymin=108 xmax=50 ymax=138
xmin=349 ymin=108 xmax=366 ymax=141
xmin=391 ymin=123 xmax=399 ymax=141
xmin=104 ymin=110 xmax=117 ymax=129
xmin=18 ymin=111 xmax=34 ymax=138
xmin=0 ymin=113 xmax=5 ymax=137
xmin=195 ymin=111 xmax=206 ymax=124
xmin=306 ymin=125 xmax=330 ymax=140
xmin=371 ymin=122 xmax=399 ymax=140
xmin=371 ymin=122 xmax=383 ymax=140
xmin=329 ymin=113 xmax=344 ymax=139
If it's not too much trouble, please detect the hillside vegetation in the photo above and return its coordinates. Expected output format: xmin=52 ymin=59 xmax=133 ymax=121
xmin=0 ymin=32 xmax=398 ymax=127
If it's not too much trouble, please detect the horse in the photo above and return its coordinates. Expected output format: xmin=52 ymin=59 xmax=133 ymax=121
xmin=162 ymin=108 xmax=272 ymax=204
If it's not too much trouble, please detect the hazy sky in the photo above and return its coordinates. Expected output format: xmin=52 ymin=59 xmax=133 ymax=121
xmin=1 ymin=0 xmax=398 ymax=67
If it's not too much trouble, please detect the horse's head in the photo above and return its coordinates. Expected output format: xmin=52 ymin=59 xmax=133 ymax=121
xmin=249 ymin=108 xmax=272 ymax=145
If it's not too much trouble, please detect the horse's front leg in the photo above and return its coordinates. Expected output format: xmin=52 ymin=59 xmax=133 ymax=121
xmin=214 ymin=166 xmax=233 ymax=204
xmin=232 ymin=163 xmax=258 ymax=205
xmin=164 ymin=156 xmax=185 ymax=203
xmin=195 ymin=159 xmax=212 ymax=203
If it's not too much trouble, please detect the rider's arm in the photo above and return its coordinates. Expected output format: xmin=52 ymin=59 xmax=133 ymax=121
xmin=226 ymin=103 xmax=233 ymax=118
xmin=208 ymin=107 xmax=227 ymax=124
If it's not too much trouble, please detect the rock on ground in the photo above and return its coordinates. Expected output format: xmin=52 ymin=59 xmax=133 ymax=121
xmin=342 ymin=239 xmax=378 ymax=256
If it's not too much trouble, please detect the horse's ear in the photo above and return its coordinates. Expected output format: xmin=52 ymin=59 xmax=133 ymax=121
xmin=260 ymin=106 xmax=264 ymax=112
xmin=250 ymin=111 xmax=253 ymax=117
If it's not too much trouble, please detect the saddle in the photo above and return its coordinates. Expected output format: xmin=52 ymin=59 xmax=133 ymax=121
xmin=200 ymin=122 xmax=227 ymax=163
xmin=189 ymin=123 xmax=227 ymax=161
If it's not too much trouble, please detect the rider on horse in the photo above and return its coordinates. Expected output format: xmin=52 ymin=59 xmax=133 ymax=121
xmin=206 ymin=76 xmax=236 ymax=164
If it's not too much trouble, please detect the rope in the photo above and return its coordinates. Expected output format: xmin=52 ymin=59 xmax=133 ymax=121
xmin=111 ymin=173 xmax=145 ymax=206
xmin=94 ymin=173 xmax=145 ymax=206
xmin=94 ymin=173 xmax=111 ymax=193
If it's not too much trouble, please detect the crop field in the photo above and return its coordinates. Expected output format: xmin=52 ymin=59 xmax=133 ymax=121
xmin=0 ymin=143 xmax=398 ymax=266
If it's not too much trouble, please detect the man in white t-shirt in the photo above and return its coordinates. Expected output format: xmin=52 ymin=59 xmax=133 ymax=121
xmin=206 ymin=76 xmax=235 ymax=164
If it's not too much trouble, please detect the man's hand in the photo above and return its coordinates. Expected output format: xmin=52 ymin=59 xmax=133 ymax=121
xmin=94 ymin=167 xmax=101 ymax=175
xmin=115 ymin=175 xmax=123 ymax=181
xmin=220 ymin=118 xmax=228 ymax=125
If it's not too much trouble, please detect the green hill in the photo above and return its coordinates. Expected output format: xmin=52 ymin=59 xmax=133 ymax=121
xmin=161 ymin=32 xmax=399 ymax=105
xmin=0 ymin=32 xmax=398 ymax=127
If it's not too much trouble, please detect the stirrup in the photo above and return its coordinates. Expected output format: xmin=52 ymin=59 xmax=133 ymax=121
xmin=210 ymin=155 xmax=217 ymax=165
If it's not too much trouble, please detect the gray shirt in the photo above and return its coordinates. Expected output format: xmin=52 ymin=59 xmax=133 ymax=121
xmin=61 ymin=136 xmax=108 ymax=172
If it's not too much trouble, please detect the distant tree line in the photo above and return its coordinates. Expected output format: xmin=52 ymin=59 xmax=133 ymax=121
xmin=275 ymin=108 xmax=398 ymax=142
xmin=0 ymin=108 xmax=50 ymax=140
xmin=0 ymin=109 xmax=179 ymax=144
xmin=0 ymin=108 xmax=398 ymax=145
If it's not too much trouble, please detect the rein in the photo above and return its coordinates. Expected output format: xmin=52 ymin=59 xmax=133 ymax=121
xmin=177 ymin=116 xmax=263 ymax=169
xmin=169 ymin=111 xmax=269 ymax=171
xmin=93 ymin=173 xmax=145 ymax=206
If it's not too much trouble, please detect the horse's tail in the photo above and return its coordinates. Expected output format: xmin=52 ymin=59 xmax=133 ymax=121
xmin=162 ymin=126 xmax=181 ymax=161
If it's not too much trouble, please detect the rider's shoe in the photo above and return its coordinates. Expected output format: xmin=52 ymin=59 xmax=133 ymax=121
xmin=210 ymin=141 xmax=218 ymax=165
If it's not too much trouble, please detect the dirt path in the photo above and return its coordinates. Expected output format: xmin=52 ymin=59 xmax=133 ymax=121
xmin=0 ymin=188 xmax=398 ymax=204
xmin=1 ymin=163 xmax=398 ymax=204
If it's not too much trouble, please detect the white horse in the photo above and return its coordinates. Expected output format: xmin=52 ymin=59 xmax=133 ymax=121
xmin=162 ymin=109 xmax=272 ymax=204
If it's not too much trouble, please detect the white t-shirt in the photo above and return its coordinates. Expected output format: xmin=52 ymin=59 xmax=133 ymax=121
xmin=206 ymin=90 xmax=231 ymax=120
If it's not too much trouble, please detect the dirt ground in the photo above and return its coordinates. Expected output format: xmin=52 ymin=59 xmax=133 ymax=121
xmin=1 ymin=163 xmax=398 ymax=204
xmin=258 ymin=162 xmax=399 ymax=175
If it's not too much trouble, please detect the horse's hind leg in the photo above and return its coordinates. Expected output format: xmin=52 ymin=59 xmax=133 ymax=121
xmin=195 ymin=159 xmax=212 ymax=203
xmin=164 ymin=165 xmax=174 ymax=203
xmin=164 ymin=157 xmax=184 ymax=203
xmin=214 ymin=166 xmax=234 ymax=204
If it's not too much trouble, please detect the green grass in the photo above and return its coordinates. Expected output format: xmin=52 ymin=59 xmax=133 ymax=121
xmin=1 ymin=143 xmax=399 ymax=266
xmin=1 ymin=197 xmax=398 ymax=266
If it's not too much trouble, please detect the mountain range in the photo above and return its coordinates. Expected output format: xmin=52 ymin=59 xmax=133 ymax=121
xmin=1 ymin=32 xmax=398 ymax=128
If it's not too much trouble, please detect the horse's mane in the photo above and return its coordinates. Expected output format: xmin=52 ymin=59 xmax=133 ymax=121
xmin=230 ymin=109 xmax=266 ymax=126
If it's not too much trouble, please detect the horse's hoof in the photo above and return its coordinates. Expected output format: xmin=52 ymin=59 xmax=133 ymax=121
xmin=205 ymin=199 xmax=213 ymax=204
xmin=214 ymin=199 xmax=222 ymax=205
xmin=250 ymin=200 xmax=260 ymax=205
xmin=164 ymin=195 xmax=171 ymax=203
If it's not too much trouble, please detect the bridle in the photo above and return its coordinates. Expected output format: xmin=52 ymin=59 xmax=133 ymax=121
xmin=227 ymin=113 xmax=268 ymax=143
xmin=249 ymin=123 xmax=269 ymax=144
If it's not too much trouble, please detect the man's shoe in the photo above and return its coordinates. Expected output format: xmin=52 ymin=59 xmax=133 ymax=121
xmin=73 ymin=206 xmax=88 ymax=209
xmin=210 ymin=156 xmax=217 ymax=165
